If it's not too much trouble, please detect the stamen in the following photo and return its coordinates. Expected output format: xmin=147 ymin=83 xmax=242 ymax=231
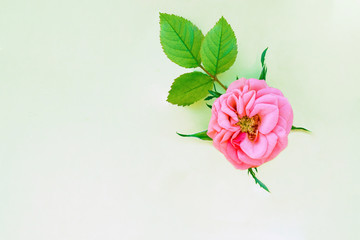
xmin=235 ymin=115 xmax=260 ymax=141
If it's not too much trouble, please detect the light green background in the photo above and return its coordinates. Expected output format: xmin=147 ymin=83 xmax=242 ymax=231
xmin=0 ymin=0 xmax=359 ymax=239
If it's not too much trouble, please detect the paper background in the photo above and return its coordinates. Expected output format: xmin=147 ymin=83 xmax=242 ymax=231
xmin=0 ymin=0 xmax=359 ymax=239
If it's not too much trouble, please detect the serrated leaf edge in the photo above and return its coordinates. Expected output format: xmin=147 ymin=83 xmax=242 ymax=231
xmin=159 ymin=12 xmax=204 ymax=68
xmin=166 ymin=71 xmax=213 ymax=107
xmin=200 ymin=16 xmax=238 ymax=75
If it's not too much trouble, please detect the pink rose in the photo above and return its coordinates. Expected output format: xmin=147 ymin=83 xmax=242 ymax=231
xmin=207 ymin=78 xmax=293 ymax=169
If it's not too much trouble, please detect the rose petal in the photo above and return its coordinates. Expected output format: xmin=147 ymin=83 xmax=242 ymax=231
xmin=248 ymin=78 xmax=268 ymax=91
xmin=254 ymin=94 xmax=279 ymax=105
xmin=242 ymin=90 xmax=256 ymax=116
xmin=277 ymin=97 xmax=293 ymax=133
xmin=213 ymin=129 xmax=233 ymax=153
xmin=240 ymin=133 xmax=268 ymax=159
xmin=236 ymin=95 xmax=245 ymax=117
xmin=261 ymin=132 xmax=278 ymax=161
xmin=273 ymin=115 xmax=287 ymax=137
xmin=236 ymin=148 xmax=263 ymax=166
xmin=257 ymin=87 xmax=284 ymax=98
xmin=265 ymin=135 xmax=288 ymax=160
xmin=228 ymin=78 xmax=247 ymax=91
xmin=220 ymin=94 xmax=239 ymax=122
xmin=217 ymin=111 xmax=238 ymax=131
xmin=250 ymin=103 xmax=279 ymax=134
xmin=225 ymin=143 xmax=253 ymax=169
xmin=231 ymin=130 xmax=246 ymax=149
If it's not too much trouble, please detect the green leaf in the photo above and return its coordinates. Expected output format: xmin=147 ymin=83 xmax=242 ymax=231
xmin=176 ymin=130 xmax=212 ymax=141
xmin=248 ymin=168 xmax=270 ymax=193
xmin=167 ymin=72 xmax=213 ymax=106
xmin=206 ymin=103 xmax=212 ymax=109
xmin=259 ymin=48 xmax=268 ymax=80
xmin=204 ymin=95 xmax=215 ymax=101
xmin=259 ymin=65 xmax=267 ymax=80
xmin=200 ymin=17 xmax=238 ymax=76
xmin=261 ymin=47 xmax=268 ymax=67
xmin=291 ymin=125 xmax=311 ymax=132
xmin=208 ymin=90 xmax=222 ymax=98
xmin=159 ymin=13 xmax=204 ymax=68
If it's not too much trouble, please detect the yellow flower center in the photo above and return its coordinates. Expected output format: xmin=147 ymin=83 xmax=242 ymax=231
xmin=235 ymin=115 xmax=260 ymax=141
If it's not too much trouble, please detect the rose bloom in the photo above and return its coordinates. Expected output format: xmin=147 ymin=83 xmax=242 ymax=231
xmin=207 ymin=78 xmax=293 ymax=169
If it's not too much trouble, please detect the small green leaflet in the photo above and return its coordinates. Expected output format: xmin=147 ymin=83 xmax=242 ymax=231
xmin=291 ymin=125 xmax=311 ymax=132
xmin=159 ymin=13 xmax=204 ymax=68
xmin=261 ymin=47 xmax=268 ymax=66
xmin=167 ymin=72 xmax=213 ymax=106
xmin=200 ymin=17 xmax=238 ymax=76
xmin=208 ymin=90 xmax=222 ymax=98
xmin=248 ymin=168 xmax=270 ymax=192
xmin=259 ymin=66 xmax=267 ymax=80
xmin=259 ymin=47 xmax=268 ymax=81
xmin=206 ymin=103 xmax=212 ymax=109
xmin=177 ymin=130 xmax=212 ymax=141
xmin=204 ymin=95 xmax=215 ymax=101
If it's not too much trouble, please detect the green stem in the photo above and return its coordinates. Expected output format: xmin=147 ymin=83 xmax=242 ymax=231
xmin=248 ymin=168 xmax=256 ymax=179
xmin=200 ymin=65 xmax=227 ymax=91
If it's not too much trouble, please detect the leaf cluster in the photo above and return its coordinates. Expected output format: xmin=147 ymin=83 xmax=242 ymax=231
xmin=160 ymin=13 xmax=237 ymax=106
